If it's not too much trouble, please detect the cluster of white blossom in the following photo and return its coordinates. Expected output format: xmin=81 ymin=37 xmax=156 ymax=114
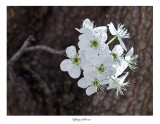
xmin=60 ymin=19 xmax=138 ymax=96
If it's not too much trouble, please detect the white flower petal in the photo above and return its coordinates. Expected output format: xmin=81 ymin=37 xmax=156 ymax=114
xmin=108 ymin=22 xmax=117 ymax=35
xmin=98 ymin=45 xmax=110 ymax=57
xmin=76 ymin=27 xmax=89 ymax=34
xmin=93 ymin=26 xmax=107 ymax=33
xmin=78 ymin=77 xmax=91 ymax=88
xmin=80 ymin=60 xmax=91 ymax=70
xmin=68 ymin=65 xmax=81 ymax=79
xmin=75 ymin=28 xmax=81 ymax=33
xmin=112 ymin=44 xmax=124 ymax=55
xmin=66 ymin=46 xmax=77 ymax=58
xmin=116 ymin=89 xmax=119 ymax=96
xmin=107 ymin=86 xmax=112 ymax=90
xmin=104 ymin=65 xmax=116 ymax=76
xmin=118 ymin=37 xmax=127 ymax=51
xmin=86 ymin=86 xmax=97 ymax=96
xmin=78 ymin=34 xmax=88 ymax=42
xmin=83 ymin=70 xmax=96 ymax=81
xmin=60 ymin=59 xmax=72 ymax=72
xmin=99 ymin=79 xmax=110 ymax=85
xmin=114 ymin=61 xmax=128 ymax=77
xmin=78 ymin=39 xmax=90 ymax=50
xmin=108 ymin=81 xmax=118 ymax=89
xmin=84 ymin=29 xmax=95 ymax=41
xmin=100 ymin=31 xmax=108 ymax=43
xmin=97 ymin=73 xmax=107 ymax=81
xmin=83 ymin=19 xmax=93 ymax=29
xmin=98 ymin=43 xmax=106 ymax=50
xmin=82 ymin=63 xmax=96 ymax=72
xmin=125 ymin=47 xmax=134 ymax=60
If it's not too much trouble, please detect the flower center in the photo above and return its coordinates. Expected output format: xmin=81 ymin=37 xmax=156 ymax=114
xmin=72 ymin=55 xmax=80 ymax=65
xmin=90 ymin=40 xmax=99 ymax=48
xmin=98 ymin=64 xmax=105 ymax=72
xmin=92 ymin=79 xmax=99 ymax=86
xmin=112 ymin=53 xmax=117 ymax=59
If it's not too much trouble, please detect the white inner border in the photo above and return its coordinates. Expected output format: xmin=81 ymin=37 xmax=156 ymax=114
xmin=0 ymin=0 xmax=159 ymax=124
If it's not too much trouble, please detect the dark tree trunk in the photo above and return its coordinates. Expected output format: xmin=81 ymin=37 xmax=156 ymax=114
xmin=7 ymin=6 xmax=153 ymax=115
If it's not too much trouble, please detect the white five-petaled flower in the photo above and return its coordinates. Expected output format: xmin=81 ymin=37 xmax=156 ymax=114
xmin=60 ymin=46 xmax=81 ymax=79
xmin=76 ymin=19 xmax=108 ymax=54
xmin=107 ymin=72 xmax=130 ymax=96
xmin=108 ymin=22 xmax=130 ymax=51
xmin=83 ymin=57 xmax=116 ymax=79
xmin=77 ymin=31 xmax=108 ymax=63
xmin=78 ymin=30 xmax=107 ymax=50
xmin=78 ymin=72 xmax=111 ymax=96
xmin=125 ymin=47 xmax=138 ymax=71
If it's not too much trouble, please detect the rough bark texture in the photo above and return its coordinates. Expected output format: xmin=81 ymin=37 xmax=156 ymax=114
xmin=7 ymin=6 xmax=153 ymax=115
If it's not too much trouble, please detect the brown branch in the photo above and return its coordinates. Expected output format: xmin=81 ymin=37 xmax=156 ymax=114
xmin=7 ymin=35 xmax=65 ymax=66
xmin=7 ymin=35 xmax=66 ymax=83
xmin=24 ymin=45 xmax=65 ymax=55
xmin=7 ymin=35 xmax=35 ymax=66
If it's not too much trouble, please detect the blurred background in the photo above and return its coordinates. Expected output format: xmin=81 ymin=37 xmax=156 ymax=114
xmin=7 ymin=6 xmax=153 ymax=115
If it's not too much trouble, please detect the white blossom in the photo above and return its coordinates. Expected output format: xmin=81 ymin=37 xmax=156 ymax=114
xmin=78 ymin=28 xmax=107 ymax=51
xmin=76 ymin=19 xmax=108 ymax=56
xmin=60 ymin=46 xmax=81 ymax=79
xmin=83 ymin=54 xmax=116 ymax=78
xmin=107 ymin=72 xmax=130 ymax=96
xmin=78 ymin=71 xmax=111 ymax=96
xmin=108 ymin=22 xmax=130 ymax=51
xmin=125 ymin=47 xmax=138 ymax=71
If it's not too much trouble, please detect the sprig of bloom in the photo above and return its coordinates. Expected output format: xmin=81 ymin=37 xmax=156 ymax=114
xmin=60 ymin=18 xmax=138 ymax=96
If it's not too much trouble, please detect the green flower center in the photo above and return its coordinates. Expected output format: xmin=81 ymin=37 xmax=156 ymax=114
xmin=112 ymin=53 xmax=117 ymax=59
xmin=72 ymin=55 xmax=80 ymax=65
xmin=92 ymin=79 xmax=99 ymax=86
xmin=73 ymin=57 xmax=79 ymax=63
xmin=98 ymin=64 xmax=105 ymax=72
xmin=90 ymin=40 xmax=99 ymax=48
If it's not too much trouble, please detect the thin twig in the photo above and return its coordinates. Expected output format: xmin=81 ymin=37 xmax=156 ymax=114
xmin=7 ymin=35 xmax=65 ymax=66
xmin=24 ymin=45 xmax=65 ymax=55
xmin=7 ymin=35 xmax=66 ymax=83
xmin=7 ymin=35 xmax=35 ymax=66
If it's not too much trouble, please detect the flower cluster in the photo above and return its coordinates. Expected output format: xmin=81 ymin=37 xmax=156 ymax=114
xmin=60 ymin=19 xmax=138 ymax=96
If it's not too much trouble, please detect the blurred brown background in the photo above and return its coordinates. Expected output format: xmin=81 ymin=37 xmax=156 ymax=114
xmin=7 ymin=6 xmax=153 ymax=115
